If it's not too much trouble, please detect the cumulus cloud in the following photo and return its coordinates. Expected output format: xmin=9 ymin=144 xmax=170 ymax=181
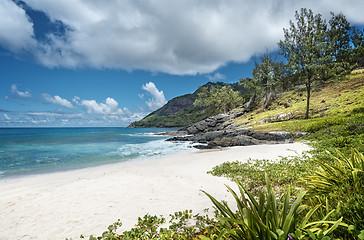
xmin=0 ymin=98 xmax=142 ymax=127
xmin=75 ymin=97 xmax=127 ymax=115
xmin=0 ymin=110 xmax=89 ymax=127
xmin=42 ymin=93 xmax=73 ymax=108
xmin=2 ymin=0 xmax=364 ymax=75
xmin=0 ymin=0 xmax=36 ymax=52
xmin=11 ymin=84 xmax=32 ymax=98
xmin=142 ymin=82 xmax=167 ymax=111
xmin=3 ymin=113 xmax=10 ymax=121
xmin=207 ymin=72 xmax=226 ymax=81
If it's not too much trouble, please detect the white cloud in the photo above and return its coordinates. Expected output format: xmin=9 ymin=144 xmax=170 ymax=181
xmin=11 ymin=84 xmax=32 ymax=98
xmin=0 ymin=107 xmax=145 ymax=127
xmin=77 ymin=97 xmax=127 ymax=115
xmin=42 ymin=93 xmax=73 ymax=108
xmin=0 ymin=0 xmax=36 ymax=52
xmin=207 ymin=72 xmax=226 ymax=81
xmin=142 ymin=82 xmax=167 ymax=111
xmin=3 ymin=0 xmax=364 ymax=74
xmin=3 ymin=113 xmax=10 ymax=121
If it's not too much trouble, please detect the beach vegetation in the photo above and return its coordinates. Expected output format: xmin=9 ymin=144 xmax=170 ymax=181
xmin=83 ymin=209 xmax=226 ymax=240
xmin=207 ymin=154 xmax=315 ymax=195
xmin=304 ymin=148 xmax=364 ymax=238
xmin=203 ymin=173 xmax=348 ymax=240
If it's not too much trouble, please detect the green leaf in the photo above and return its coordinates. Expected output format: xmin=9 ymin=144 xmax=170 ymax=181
xmin=323 ymin=217 xmax=342 ymax=236
xmin=199 ymin=236 xmax=212 ymax=240
xmin=358 ymin=230 xmax=364 ymax=240
xmin=277 ymin=229 xmax=284 ymax=236
xmin=306 ymin=229 xmax=316 ymax=240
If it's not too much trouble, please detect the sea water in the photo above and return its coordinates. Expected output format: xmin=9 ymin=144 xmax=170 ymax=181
xmin=0 ymin=127 xmax=193 ymax=178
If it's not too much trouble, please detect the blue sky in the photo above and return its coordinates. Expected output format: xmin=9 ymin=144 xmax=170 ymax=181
xmin=1 ymin=0 xmax=364 ymax=127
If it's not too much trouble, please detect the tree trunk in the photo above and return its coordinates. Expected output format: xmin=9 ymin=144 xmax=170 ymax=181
xmin=244 ymin=94 xmax=256 ymax=112
xmin=305 ymin=80 xmax=311 ymax=119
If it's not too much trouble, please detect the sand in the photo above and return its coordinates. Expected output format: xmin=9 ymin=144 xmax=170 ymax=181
xmin=0 ymin=142 xmax=311 ymax=240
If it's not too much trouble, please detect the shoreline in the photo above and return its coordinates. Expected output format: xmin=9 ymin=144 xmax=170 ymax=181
xmin=0 ymin=142 xmax=311 ymax=240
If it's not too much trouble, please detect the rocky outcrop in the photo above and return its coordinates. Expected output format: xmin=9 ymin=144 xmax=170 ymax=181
xmin=182 ymin=109 xmax=246 ymax=135
xmin=166 ymin=109 xmax=305 ymax=149
xmin=260 ymin=111 xmax=299 ymax=123
xmin=167 ymin=128 xmax=295 ymax=149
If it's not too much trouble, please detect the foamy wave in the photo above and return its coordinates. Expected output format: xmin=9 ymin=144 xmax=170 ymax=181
xmin=110 ymin=139 xmax=194 ymax=159
xmin=124 ymin=132 xmax=165 ymax=137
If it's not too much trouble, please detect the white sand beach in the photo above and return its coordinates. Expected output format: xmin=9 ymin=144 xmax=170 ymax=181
xmin=0 ymin=142 xmax=310 ymax=240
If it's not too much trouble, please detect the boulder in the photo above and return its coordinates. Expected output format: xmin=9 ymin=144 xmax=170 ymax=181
xmin=167 ymin=109 xmax=303 ymax=149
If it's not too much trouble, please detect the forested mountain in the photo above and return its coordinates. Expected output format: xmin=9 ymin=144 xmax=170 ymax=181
xmin=128 ymin=82 xmax=248 ymax=128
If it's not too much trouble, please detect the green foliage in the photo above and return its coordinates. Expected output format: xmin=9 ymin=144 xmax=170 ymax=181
xmin=326 ymin=12 xmax=354 ymax=79
xmin=207 ymin=154 xmax=316 ymax=195
xmin=194 ymin=85 xmax=244 ymax=114
xmin=242 ymin=54 xmax=293 ymax=109
xmin=85 ymin=210 xmax=225 ymax=240
xmin=203 ymin=173 xmax=346 ymax=240
xmin=304 ymin=116 xmax=347 ymax=133
xmin=305 ymin=148 xmax=364 ymax=235
xmin=304 ymin=111 xmax=364 ymax=153
xmin=351 ymin=28 xmax=364 ymax=68
xmin=279 ymin=8 xmax=333 ymax=119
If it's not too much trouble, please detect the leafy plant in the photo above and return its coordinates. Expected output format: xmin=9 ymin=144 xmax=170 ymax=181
xmin=307 ymin=148 xmax=364 ymax=193
xmin=202 ymin=173 xmax=346 ymax=240
xmin=84 ymin=210 xmax=224 ymax=240
xmin=305 ymin=148 xmax=364 ymax=235
xmin=207 ymin=154 xmax=316 ymax=195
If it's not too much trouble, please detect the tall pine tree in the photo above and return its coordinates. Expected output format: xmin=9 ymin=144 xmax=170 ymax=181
xmin=279 ymin=8 xmax=332 ymax=119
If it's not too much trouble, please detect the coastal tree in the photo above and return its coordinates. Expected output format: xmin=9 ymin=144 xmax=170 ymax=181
xmin=326 ymin=12 xmax=355 ymax=78
xmin=242 ymin=54 xmax=294 ymax=109
xmin=278 ymin=8 xmax=332 ymax=119
xmin=351 ymin=27 xmax=364 ymax=68
xmin=239 ymin=77 xmax=259 ymax=110
xmin=252 ymin=54 xmax=276 ymax=108
xmin=194 ymin=85 xmax=243 ymax=114
xmin=328 ymin=12 xmax=352 ymax=64
xmin=273 ymin=61 xmax=297 ymax=92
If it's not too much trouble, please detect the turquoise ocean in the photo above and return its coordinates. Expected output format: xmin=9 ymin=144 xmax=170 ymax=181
xmin=0 ymin=127 xmax=192 ymax=178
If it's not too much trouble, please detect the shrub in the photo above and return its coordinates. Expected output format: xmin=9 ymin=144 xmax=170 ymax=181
xmin=84 ymin=210 xmax=222 ymax=240
xmin=305 ymin=148 xmax=364 ymax=237
xmin=207 ymin=154 xmax=316 ymax=195
xmin=202 ymin=173 xmax=346 ymax=240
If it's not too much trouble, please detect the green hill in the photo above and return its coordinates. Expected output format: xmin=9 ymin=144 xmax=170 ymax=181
xmin=232 ymin=74 xmax=364 ymax=134
xmin=128 ymin=81 xmax=248 ymax=128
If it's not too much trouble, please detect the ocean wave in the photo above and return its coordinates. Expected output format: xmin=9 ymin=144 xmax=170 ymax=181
xmin=123 ymin=132 xmax=166 ymax=137
xmin=110 ymin=139 xmax=194 ymax=159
